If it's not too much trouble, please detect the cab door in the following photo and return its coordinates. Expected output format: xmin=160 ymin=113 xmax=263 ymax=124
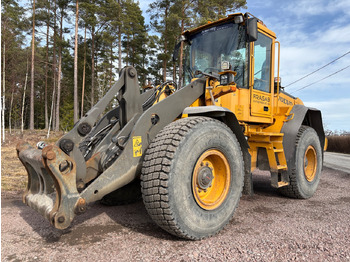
xmin=250 ymin=32 xmax=273 ymax=118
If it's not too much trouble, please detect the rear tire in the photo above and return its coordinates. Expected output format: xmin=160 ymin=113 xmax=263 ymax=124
xmin=141 ymin=117 xmax=244 ymax=240
xmin=279 ymin=126 xmax=322 ymax=199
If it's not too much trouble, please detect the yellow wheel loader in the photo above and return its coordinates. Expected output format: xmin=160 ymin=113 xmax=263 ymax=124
xmin=17 ymin=13 xmax=326 ymax=240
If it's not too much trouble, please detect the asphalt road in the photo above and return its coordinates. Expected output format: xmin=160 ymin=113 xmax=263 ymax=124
xmin=324 ymin=152 xmax=350 ymax=174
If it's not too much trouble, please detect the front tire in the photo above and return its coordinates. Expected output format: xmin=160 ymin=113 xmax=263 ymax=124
xmin=279 ymin=126 xmax=322 ymax=199
xmin=141 ymin=117 xmax=244 ymax=240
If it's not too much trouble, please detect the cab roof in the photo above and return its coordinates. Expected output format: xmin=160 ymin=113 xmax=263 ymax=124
xmin=183 ymin=12 xmax=276 ymax=39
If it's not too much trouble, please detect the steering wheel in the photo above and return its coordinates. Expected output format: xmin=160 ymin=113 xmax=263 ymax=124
xmin=204 ymin=67 xmax=220 ymax=74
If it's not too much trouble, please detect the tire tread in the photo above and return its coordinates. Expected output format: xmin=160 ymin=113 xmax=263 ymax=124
xmin=278 ymin=125 xmax=319 ymax=199
xmin=141 ymin=117 xmax=241 ymax=240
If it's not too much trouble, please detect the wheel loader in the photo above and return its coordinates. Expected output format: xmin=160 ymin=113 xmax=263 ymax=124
xmin=17 ymin=13 xmax=326 ymax=240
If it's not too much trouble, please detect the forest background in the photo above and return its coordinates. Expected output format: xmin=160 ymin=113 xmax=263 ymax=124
xmin=1 ymin=0 xmax=247 ymax=135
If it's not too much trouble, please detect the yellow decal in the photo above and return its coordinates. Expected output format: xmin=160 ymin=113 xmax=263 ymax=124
xmin=279 ymin=96 xmax=293 ymax=106
xmin=235 ymin=105 xmax=244 ymax=118
xmin=133 ymin=136 xmax=142 ymax=157
xmin=252 ymin=93 xmax=270 ymax=105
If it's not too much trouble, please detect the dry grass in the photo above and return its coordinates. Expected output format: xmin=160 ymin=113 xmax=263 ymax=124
xmin=1 ymin=129 xmax=64 ymax=192
xmin=326 ymin=135 xmax=350 ymax=154
xmin=2 ymin=130 xmax=347 ymax=192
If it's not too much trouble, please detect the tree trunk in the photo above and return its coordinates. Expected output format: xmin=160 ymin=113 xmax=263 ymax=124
xmin=162 ymin=46 xmax=167 ymax=82
xmin=73 ymin=0 xmax=79 ymax=123
xmin=9 ymin=86 xmax=14 ymax=134
xmin=118 ymin=0 xmax=122 ymax=74
xmin=30 ymin=0 xmax=36 ymax=130
xmin=2 ymin=31 xmax=6 ymax=142
xmin=47 ymin=78 xmax=56 ymax=137
xmin=21 ymin=58 xmax=29 ymax=134
xmin=163 ymin=7 xmax=168 ymax=82
xmin=110 ymin=44 xmax=113 ymax=89
xmin=55 ymin=10 xmax=63 ymax=131
xmin=81 ymin=26 xmax=86 ymax=118
xmin=118 ymin=27 xmax=122 ymax=74
xmin=48 ymin=0 xmax=57 ymax=136
xmin=45 ymin=12 xmax=49 ymax=129
xmin=178 ymin=4 xmax=185 ymax=88
xmin=91 ymin=27 xmax=95 ymax=107
xmin=126 ymin=36 xmax=129 ymax=66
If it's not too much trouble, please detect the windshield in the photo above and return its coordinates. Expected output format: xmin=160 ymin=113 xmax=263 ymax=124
xmin=183 ymin=22 xmax=248 ymax=88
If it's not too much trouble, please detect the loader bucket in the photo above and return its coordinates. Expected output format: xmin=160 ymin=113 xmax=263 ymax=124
xmin=16 ymin=142 xmax=84 ymax=229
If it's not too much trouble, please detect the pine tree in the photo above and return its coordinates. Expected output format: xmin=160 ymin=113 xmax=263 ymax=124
xmin=2 ymin=0 xmax=28 ymax=135
xmin=55 ymin=0 xmax=70 ymax=131
xmin=36 ymin=0 xmax=50 ymax=129
xmin=194 ymin=0 xmax=247 ymax=25
xmin=74 ymin=0 xmax=79 ymax=123
xmin=80 ymin=0 xmax=100 ymax=108
xmin=30 ymin=0 xmax=36 ymax=130
xmin=122 ymin=0 xmax=148 ymax=85
xmin=148 ymin=0 xmax=176 ymax=82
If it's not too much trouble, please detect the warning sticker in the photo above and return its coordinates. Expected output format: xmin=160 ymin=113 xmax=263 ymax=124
xmin=133 ymin=136 xmax=142 ymax=157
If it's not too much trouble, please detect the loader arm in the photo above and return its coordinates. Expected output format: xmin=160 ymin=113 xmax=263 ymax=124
xmin=17 ymin=66 xmax=206 ymax=229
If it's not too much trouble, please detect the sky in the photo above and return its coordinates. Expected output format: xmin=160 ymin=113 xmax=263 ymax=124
xmin=242 ymin=0 xmax=350 ymax=132
xmin=18 ymin=0 xmax=350 ymax=132
xmin=138 ymin=0 xmax=350 ymax=132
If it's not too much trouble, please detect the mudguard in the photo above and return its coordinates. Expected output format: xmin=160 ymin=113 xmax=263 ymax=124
xmin=281 ymin=104 xmax=325 ymax=173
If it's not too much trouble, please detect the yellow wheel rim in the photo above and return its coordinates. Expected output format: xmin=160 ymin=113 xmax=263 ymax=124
xmin=304 ymin=145 xmax=317 ymax=182
xmin=192 ymin=149 xmax=230 ymax=210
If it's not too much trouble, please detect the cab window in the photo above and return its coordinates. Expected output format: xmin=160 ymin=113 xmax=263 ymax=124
xmin=253 ymin=33 xmax=272 ymax=92
xmin=183 ymin=22 xmax=248 ymax=88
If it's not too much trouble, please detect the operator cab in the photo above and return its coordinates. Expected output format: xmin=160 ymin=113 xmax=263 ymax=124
xmin=178 ymin=13 xmax=283 ymax=123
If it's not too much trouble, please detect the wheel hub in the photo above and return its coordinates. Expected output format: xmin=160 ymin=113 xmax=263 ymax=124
xmin=192 ymin=149 xmax=231 ymax=210
xmin=304 ymin=145 xmax=317 ymax=182
xmin=197 ymin=166 xmax=214 ymax=190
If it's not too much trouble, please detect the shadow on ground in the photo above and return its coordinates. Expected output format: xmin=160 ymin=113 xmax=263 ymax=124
xmin=5 ymin=169 xmax=286 ymax=245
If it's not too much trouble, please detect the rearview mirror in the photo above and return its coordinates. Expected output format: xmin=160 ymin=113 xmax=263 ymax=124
xmin=247 ymin=18 xmax=258 ymax=42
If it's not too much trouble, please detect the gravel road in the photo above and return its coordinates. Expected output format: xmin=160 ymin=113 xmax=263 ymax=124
xmin=2 ymin=167 xmax=350 ymax=262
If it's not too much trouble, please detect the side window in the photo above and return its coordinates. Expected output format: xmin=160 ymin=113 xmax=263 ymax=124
xmin=253 ymin=33 xmax=272 ymax=92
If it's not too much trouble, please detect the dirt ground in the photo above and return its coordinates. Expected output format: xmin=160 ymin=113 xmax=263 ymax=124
xmin=1 ymin=167 xmax=349 ymax=261
xmin=1 ymin=131 xmax=350 ymax=261
xmin=1 ymin=130 xmax=63 ymax=191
